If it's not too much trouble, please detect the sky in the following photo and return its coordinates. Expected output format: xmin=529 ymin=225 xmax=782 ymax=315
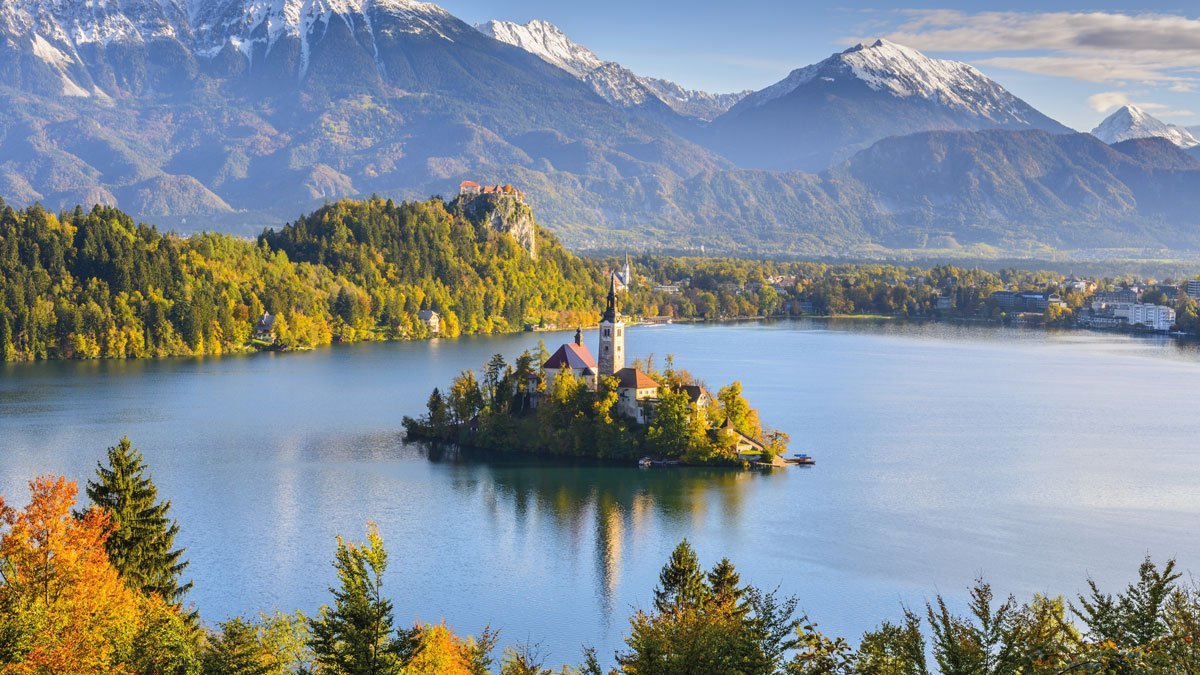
xmin=439 ymin=1 xmax=1200 ymax=131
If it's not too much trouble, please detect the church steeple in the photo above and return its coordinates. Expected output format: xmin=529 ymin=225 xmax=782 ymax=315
xmin=597 ymin=272 xmax=624 ymax=376
xmin=601 ymin=272 xmax=619 ymax=323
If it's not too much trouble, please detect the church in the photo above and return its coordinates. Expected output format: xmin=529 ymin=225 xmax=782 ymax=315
xmin=539 ymin=274 xmax=660 ymax=424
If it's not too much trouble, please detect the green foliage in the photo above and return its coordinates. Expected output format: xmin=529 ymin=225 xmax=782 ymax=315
xmin=86 ymin=436 xmax=191 ymax=604
xmin=203 ymin=613 xmax=310 ymax=675
xmin=308 ymin=523 xmax=405 ymax=674
xmin=618 ymin=540 xmax=805 ymax=675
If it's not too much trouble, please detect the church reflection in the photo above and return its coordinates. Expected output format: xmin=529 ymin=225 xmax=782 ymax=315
xmin=419 ymin=442 xmax=781 ymax=615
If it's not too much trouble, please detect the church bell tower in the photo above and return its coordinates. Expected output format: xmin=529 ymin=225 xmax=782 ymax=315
xmin=598 ymin=273 xmax=624 ymax=376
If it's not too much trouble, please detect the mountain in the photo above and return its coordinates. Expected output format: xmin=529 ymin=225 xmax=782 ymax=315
xmin=0 ymin=0 xmax=730 ymax=228
xmin=478 ymin=19 xmax=747 ymax=121
xmin=1091 ymin=105 xmax=1200 ymax=149
xmin=704 ymin=39 xmax=1072 ymax=172
xmin=0 ymin=3 xmax=1198 ymax=256
xmin=658 ymin=129 xmax=1200 ymax=253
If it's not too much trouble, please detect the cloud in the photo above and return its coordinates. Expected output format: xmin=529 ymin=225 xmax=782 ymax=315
xmin=853 ymin=10 xmax=1200 ymax=87
xmin=1088 ymin=92 xmax=1129 ymax=113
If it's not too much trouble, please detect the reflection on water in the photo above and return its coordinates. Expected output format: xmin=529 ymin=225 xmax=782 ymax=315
xmin=3 ymin=320 xmax=1200 ymax=662
xmin=423 ymin=442 xmax=767 ymax=619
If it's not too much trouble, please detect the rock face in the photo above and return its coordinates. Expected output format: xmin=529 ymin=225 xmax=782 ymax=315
xmin=458 ymin=192 xmax=538 ymax=258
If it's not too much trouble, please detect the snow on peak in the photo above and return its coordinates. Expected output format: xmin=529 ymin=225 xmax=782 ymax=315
xmin=478 ymin=18 xmax=745 ymax=119
xmin=478 ymin=19 xmax=601 ymax=78
xmin=737 ymin=38 xmax=1028 ymax=123
xmin=1092 ymin=105 xmax=1200 ymax=149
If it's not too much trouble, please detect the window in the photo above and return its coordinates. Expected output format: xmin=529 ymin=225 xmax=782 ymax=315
xmin=604 ymin=329 xmax=610 ymax=337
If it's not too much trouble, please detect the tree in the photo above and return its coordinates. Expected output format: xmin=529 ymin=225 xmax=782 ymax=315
xmin=309 ymin=523 xmax=404 ymax=674
xmin=855 ymin=610 xmax=928 ymax=675
xmin=654 ymin=540 xmax=708 ymax=614
xmin=0 ymin=475 xmax=200 ymax=672
xmin=718 ymin=382 xmax=762 ymax=439
xmin=425 ymin=388 xmax=448 ymax=435
xmin=203 ymin=618 xmax=273 ymax=675
xmin=447 ymin=371 xmax=484 ymax=425
xmin=85 ymin=436 xmax=191 ymax=604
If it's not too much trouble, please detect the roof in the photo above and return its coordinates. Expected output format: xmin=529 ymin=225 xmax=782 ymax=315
xmin=544 ymin=342 xmax=598 ymax=372
xmin=460 ymin=180 xmax=480 ymax=189
xmin=681 ymin=385 xmax=710 ymax=403
xmin=615 ymin=367 xmax=659 ymax=390
xmin=418 ymin=310 xmax=439 ymax=320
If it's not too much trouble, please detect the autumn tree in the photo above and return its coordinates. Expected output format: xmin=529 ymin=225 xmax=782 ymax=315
xmin=86 ymin=436 xmax=191 ymax=604
xmin=0 ymin=475 xmax=199 ymax=672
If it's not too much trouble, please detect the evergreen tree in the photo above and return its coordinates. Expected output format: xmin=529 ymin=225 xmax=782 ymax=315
xmin=309 ymin=523 xmax=404 ymax=675
xmin=203 ymin=618 xmax=272 ymax=675
xmin=425 ymin=388 xmax=448 ymax=435
xmin=654 ymin=540 xmax=709 ymax=613
xmin=86 ymin=436 xmax=191 ymax=604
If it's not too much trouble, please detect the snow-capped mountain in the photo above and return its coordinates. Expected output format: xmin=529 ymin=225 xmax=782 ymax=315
xmin=476 ymin=18 xmax=600 ymax=78
xmin=707 ymin=39 xmax=1070 ymax=171
xmin=1091 ymin=105 xmax=1200 ymax=149
xmin=479 ymin=19 xmax=747 ymax=121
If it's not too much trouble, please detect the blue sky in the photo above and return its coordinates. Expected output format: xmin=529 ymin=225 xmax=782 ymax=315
xmin=440 ymin=1 xmax=1200 ymax=131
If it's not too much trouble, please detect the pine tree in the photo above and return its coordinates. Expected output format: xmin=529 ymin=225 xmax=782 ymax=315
xmin=202 ymin=618 xmax=272 ymax=675
xmin=654 ymin=539 xmax=709 ymax=614
xmin=86 ymin=436 xmax=191 ymax=604
xmin=309 ymin=523 xmax=404 ymax=674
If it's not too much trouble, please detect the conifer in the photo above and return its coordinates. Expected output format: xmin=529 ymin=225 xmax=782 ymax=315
xmin=653 ymin=539 xmax=709 ymax=613
xmin=86 ymin=436 xmax=191 ymax=604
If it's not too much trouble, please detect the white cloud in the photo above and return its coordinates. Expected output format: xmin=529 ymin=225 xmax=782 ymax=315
xmin=854 ymin=10 xmax=1200 ymax=87
xmin=1088 ymin=92 xmax=1129 ymax=113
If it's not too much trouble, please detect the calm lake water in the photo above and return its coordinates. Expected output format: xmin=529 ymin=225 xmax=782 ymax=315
xmin=3 ymin=320 xmax=1200 ymax=663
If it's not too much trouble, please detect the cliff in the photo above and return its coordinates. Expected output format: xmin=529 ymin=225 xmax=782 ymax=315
xmin=457 ymin=193 xmax=538 ymax=259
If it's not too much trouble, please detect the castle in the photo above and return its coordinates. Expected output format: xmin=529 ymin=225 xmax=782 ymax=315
xmin=459 ymin=180 xmax=525 ymax=200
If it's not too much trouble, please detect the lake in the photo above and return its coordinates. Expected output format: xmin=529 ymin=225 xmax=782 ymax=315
xmin=3 ymin=320 xmax=1200 ymax=664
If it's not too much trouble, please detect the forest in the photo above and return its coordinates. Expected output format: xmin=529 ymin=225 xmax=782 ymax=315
xmin=3 ymin=197 xmax=1200 ymax=363
xmin=2 ymin=438 xmax=1199 ymax=674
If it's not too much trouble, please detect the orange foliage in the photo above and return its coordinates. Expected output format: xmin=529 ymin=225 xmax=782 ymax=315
xmin=401 ymin=622 xmax=479 ymax=675
xmin=0 ymin=476 xmax=179 ymax=673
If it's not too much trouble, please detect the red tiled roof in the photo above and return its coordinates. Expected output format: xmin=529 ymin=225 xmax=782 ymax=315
xmin=544 ymin=342 xmax=598 ymax=371
xmin=616 ymin=367 xmax=659 ymax=389
xmin=460 ymin=180 xmax=480 ymax=189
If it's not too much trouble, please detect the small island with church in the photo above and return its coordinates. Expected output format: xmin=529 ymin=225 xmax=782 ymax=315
xmin=403 ymin=274 xmax=798 ymax=467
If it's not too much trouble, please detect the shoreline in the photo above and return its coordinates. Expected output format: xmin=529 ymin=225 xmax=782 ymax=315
xmin=3 ymin=313 xmax=1194 ymax=366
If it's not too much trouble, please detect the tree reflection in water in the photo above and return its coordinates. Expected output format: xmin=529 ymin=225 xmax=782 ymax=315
xmin=418 ymin=441 xmax=781 ymax=620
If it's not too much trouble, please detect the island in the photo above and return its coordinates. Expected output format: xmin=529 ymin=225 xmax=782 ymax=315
xmin=404 ymin=274 xmax=795 ymax=467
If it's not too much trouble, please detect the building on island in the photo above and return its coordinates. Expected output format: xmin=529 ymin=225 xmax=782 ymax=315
xmin=716 ymin=417 xmax=766 ymax=459
xmin=615 ymin=367 xmax=659 ymax=424
xmin=598 ymin=274 xmax=625 ymax=376
xmin=681 ymin=385 xmax=712 ymax=410
xmin=417 ymin=309 xmax=441 ymax=335
xmin=543 ymin=328 xmax=598 ymax=389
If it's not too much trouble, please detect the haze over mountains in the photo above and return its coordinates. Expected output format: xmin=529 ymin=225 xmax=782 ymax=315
xmin=1 ymin=0 xmax=1199 ymax=255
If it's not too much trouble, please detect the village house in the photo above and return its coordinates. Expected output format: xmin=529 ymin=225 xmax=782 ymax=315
xmin=253 ymin=311 xmax=276 ymax=344
xmin=417 ymin=309 xmax=440 ymax=336
xmin=715 ymin=417 xmax=766 ymax=460
xmin=615 ymin=367 xmax=659 ymax=424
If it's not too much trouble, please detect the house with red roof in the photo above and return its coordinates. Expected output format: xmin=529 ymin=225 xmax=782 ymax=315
xmin=615 ymin=366 xmax=659 ymax=424
xmin=542 ymin=328 xmax=598 ymax=389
